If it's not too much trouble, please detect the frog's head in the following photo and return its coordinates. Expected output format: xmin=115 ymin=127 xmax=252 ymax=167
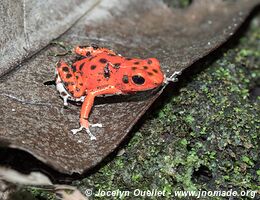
xmin=120 ymin=58 xmax=165 ymax=93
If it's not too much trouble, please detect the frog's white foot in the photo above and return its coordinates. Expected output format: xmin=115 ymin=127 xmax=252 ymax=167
xmin=164 ymin=71 xmax=182 ymax=83
xmin=89 ymin=123 xmax=103 ymax=128
xmin=86 ymin=128 xmax=97 ymax=141
xmin=63 ymin=97 xmax=68 ymax=106
xmin=71 ymin=126 xmax=84 ymax=135
xmin=71 ymin=123 xmax=102 ymax=140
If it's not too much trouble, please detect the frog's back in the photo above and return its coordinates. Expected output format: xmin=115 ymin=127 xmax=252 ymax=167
xmin=73 ymin=52 xmax=163 ymax=92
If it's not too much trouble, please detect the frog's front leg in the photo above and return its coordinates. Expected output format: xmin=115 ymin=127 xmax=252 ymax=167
xmin=71 ymin=86 xmax=122 ymax=140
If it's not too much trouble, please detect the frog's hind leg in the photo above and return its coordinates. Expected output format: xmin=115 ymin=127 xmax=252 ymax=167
xmin=56 ymin=60 xmax=85 ymax=104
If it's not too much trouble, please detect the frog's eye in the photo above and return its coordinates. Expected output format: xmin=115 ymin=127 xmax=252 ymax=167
xmin=132 ymin=75 xmax=145 ymax=85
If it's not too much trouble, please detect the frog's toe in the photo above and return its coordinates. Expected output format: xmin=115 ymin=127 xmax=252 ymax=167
xmin=165 ymin=71 xmax=182 ymax=83
xmin=86 ymin=128 xmax=97 ymax=141
xmin=63 ymin=97 xmax=69 ymax=106
xmin=71 ymin=126 xmax=84 ymax=135
xmin=89 ymin=123 xmax=103 ymax=128
xmin=166 ymin=77 xmax=178 ymax=82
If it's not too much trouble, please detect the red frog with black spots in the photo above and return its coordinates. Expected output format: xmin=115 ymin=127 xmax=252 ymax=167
xmin=55 ymin=45 xmax=176 ymax=140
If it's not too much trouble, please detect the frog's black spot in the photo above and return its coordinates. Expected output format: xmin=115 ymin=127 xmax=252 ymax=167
xmin=97 ymin=79 xmax=101 ymax=82
xmin=66 ymin=74 xmax=72 ymax=79
xmin=70 ymin=91 xmax=74 ymax=95
xmin=122 ymin=75 xmax=129 ymax=84
xmin=125 ymin=58 xmax=132 ymax=60
xmin=76 ymin=87 xmax=80 ymax=92
xmin=147 ymin=72 xmax=153 ymax=76
xmin=83 ymin=117 xmax=89 ymax=120
xmin=147 ymin=59 xmax=152 ymax=64
xmin=75 ymin=76 xmax=79 ymax=79
xmin=134 ymin=61 xmax=140 ymax=65
xmin=91 ymin=44 xmax=99 ymax=50
xmin=79 ymin=83 xmax=83 ymax=86
xmin=100 ymin=58 xmax=107 ymax=64
xmin=132 ymin=66 xmax=137 ymax=70
xmin=91 ymin=65 xmax=96 ymax=70
xmin=143 ymin=66 xmax=148 ymax=70
xmin=152 ymin=69 xmax=158 ymax=73
xmin=104 ymin=64 xmax=110 ymax=79
xmin=83 ymin=91 xmax=87 ymax=96
xmin=62 ymin=67 xmax=69 ymax=72
xmin=61 ymin=92 xmax=67 ymax=96
xmin=64 ymin=82 xmax=69 ymax=87
xmin=71 ymin=65 xmax=76 ymax=73
xmin=86 ymin=51 xmax=91 ymax=56
xmin=79 ymin=63 xmax=85 ymax=70
xmin=57 ymin=62 xmax=61 ymax=68
xmin=113 ymin=63 xmax=121 ymax=69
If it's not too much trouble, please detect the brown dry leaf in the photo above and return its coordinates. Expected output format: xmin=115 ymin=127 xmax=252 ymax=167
xmin=0 ymin=0 xmax=259 ymax=174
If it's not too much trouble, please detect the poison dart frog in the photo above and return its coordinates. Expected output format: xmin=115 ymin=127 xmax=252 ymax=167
xmin=55 ymin=45 xmax=178 ymax=140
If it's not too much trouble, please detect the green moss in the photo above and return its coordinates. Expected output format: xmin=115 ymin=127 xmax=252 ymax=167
xmin=12 ymin=188 xmax=56 ymax=200
xmin=25 ymin=187 xmax=56 ymax=200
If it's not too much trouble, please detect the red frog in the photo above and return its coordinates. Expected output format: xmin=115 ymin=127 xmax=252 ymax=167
xmin=55 ymin=45 xmax=174 ymax=140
